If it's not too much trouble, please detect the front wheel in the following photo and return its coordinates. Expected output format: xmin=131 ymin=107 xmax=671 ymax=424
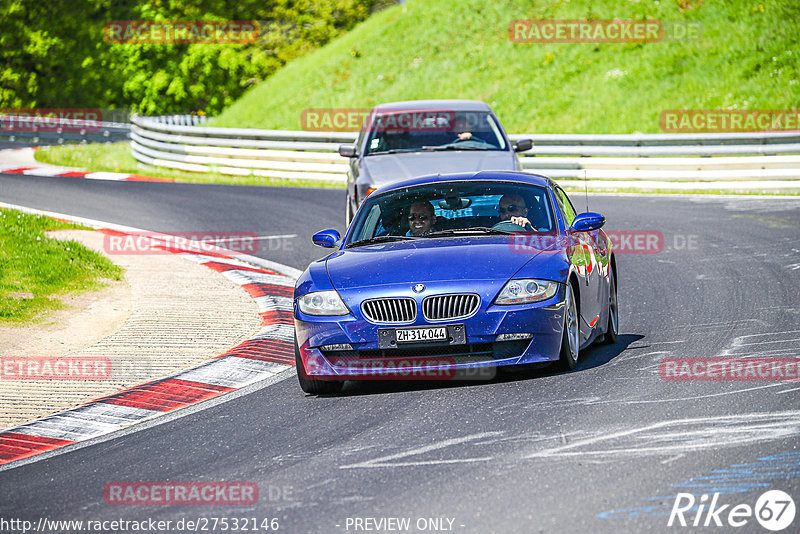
xmin=295 ymin=338 xmax=344 ymax=394
xmin=557 ymin=284 xmax=579 ymax=371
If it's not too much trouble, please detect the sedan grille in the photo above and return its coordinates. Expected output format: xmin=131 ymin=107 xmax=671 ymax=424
xmin=362 ymin=298 xmax=417 ymax=324
xmin=422 ymin=294 xmax=480 ymax=321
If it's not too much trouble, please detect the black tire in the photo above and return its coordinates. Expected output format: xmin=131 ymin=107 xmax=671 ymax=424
xmin=602 ymin=270 xmax=618 ymax=345
xmin=557 ymin=284 xmax=579 ymax=371
xmin=345 ymin=194 xmax=353 ymax=227
xmin=295 ymin=338 xmax=344 ymax=395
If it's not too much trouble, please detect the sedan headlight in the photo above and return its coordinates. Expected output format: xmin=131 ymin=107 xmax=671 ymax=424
xmin=297 ymin=290 xmax=350 ymax=316
xmin=494 ymin=279 xmax=559 ymax=305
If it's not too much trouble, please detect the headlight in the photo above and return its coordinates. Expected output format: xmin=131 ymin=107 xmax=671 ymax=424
xmin=297 ymin=290 xmax=350 ymax=316
xmin=494 ymin=279 xmax=559 ymax=305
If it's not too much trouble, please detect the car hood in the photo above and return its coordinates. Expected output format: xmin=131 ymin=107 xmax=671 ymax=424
xmin=326 ymin=237 xmax=545 ymax=290
xmin=360 ymin=151 xmax=517 ymax=187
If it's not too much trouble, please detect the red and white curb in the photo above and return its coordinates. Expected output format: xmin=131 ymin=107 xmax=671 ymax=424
xmin=0 ymin=205 xmax=299 ymax=467
xmin=0 ymin=163 xmax=173 ymax=182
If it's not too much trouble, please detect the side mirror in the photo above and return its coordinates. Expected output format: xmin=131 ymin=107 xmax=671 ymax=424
xmin=514 ymin=139 xmax=532 ymax=152
xmin=312 ymin=229 xmax=341 ymax=248
xmin=338 ymin=144 xmax=358 ymax=157
xmin=570 ymin=212 xmax=605 ymax=232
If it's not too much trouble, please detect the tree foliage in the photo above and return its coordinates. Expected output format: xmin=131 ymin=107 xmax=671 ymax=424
xmin=0 ymin=0 xmax=391 ymax=115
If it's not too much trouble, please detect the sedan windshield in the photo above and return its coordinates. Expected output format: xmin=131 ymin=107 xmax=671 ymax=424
xmin=363 ymin=111 xmax=507 ymax=155
xmin=347 ymin=181 xmax=555 ymax=244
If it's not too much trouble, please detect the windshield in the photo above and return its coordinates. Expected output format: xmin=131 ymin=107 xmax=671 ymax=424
xmin=347 ymin=180 xmax=555 ymax=244
xmin=363 ymin=111 xmax=507 ymax=155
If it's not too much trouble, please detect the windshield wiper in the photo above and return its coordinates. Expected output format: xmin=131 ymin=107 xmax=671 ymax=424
xmin=420 ymin=145 xmax=489 ymax=151
xmin=423 ymin=227 xmax=514 ymax=237
xmin=345 ymin=235 xmax=417 ymax=248
xmin=366 ymin=148 xmax=422 ymax=155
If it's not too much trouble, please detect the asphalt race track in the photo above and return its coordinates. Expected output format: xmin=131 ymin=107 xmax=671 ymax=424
xmin=2 ymin=172 xmax=800 ymax=533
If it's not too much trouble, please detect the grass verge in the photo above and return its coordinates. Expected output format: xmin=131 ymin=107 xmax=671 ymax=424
xmin=0 ymin=209 xmax=124 ymax=323
xmin=33 ymin=143 xmax=345 ymax=189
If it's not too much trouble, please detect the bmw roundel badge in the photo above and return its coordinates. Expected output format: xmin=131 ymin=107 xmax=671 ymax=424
xmin=412 ymin=284 xmax=425 ymax=293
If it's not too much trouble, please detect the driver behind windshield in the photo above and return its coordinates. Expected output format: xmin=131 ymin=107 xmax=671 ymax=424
xmin=498 ymin=193 xmax=533 ymax=229
xmin=453 ymin=114 xmax=473 ymax=141
xmin=406 ymin=201 xmax=437 ymax=236
xmin=498 ymin=193 xmax=552 ymax=231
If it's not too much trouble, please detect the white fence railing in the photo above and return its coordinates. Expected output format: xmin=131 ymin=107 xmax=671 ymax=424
xmin=130 ymin=114 xmax=800 ymax=182
xmin=0 ymin=115 xmax=130 ymax=144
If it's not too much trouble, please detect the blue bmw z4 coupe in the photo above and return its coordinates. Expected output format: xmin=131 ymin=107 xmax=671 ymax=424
xmin=294 ymin=170 xmax=618 ymax=394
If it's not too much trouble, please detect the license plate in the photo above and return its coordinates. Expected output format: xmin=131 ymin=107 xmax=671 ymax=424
xmin=378 ymin=324 xmax=466 ymax=349
xmin=396 ymin=326 xmax=447 ymax=343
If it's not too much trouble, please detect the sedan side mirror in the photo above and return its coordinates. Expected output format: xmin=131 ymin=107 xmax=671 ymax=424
xmin=338 ymin=144 xmax=358 ymax=157
xmin=514 ymin=139 xmax=532 ymax=152
xmin=312 ymin=229 xmax=341 ymax=248
xmin=570 ymin=212 xmax=605 ymax=232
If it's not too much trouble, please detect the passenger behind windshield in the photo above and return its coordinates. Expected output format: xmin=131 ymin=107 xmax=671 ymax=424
xmin=406 ymin=201 xmax=437 ymax=236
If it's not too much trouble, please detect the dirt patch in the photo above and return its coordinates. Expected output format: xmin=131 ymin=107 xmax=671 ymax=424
xmin=0 ymin=231 xmax=131 ymax=359
xmin=0 ymin=228 xmax=262 ymax=429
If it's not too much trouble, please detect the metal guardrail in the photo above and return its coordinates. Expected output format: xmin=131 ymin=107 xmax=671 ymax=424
xmin=130 ymin=114 xmax=800 ymax=182
xmin=0 ymin=115 xmax=130 ymax=145
xmin=508 ymin=132 xmax=800 ymax=146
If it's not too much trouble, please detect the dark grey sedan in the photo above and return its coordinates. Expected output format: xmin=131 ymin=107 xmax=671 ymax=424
xmin=339 ymin=99 xmax=532 ymax=223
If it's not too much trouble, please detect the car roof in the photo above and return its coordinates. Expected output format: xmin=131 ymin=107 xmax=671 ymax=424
xmin=371 ymin=100 xmax=493 ymax=113
xmin=373 ymin=170 xmax=553 ymax=195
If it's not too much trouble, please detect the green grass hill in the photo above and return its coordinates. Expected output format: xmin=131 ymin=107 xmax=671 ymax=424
xmin=213 ymin=0 xmax=799 ymax=133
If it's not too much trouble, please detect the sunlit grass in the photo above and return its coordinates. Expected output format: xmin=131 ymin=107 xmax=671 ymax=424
xmin=213 ymin=0 xmax=799 ymax=134
xmin=0 ymin=209 xmax=124 ymax=323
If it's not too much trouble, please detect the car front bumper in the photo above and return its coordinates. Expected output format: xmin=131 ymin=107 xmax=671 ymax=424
xmin=295 ymin=285 xmax=566 ymax=379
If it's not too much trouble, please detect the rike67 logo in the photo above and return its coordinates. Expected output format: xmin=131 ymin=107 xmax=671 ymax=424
xmin=668 ymin=490 xmax=796 ymax=531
